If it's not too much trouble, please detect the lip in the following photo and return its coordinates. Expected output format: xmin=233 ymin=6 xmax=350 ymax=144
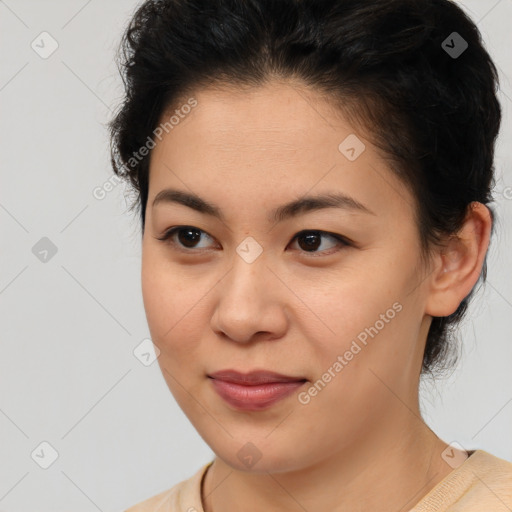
xmin=208 ymin=369 xmax=306 ymax=385
xmin=208 ymin=369 xmax=307 ymax=411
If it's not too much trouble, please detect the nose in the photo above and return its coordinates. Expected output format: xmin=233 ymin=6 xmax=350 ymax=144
xmin=210 ymin=253 xmax=289 ymax=344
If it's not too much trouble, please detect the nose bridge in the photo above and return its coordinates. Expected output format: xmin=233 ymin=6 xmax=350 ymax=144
xmin=235 ymin=234 xmax=265 ymax=266
xmin=212 ymin=241 xmax=287 ymax=342
xmin=225 ymin=239 xmax=268 ymax=306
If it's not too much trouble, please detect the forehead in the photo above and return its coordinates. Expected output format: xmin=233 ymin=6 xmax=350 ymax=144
xmin=164 ymin=81 xmax=348 ymax=149
xmin=147 ymin=81 xmax=414 ymax=221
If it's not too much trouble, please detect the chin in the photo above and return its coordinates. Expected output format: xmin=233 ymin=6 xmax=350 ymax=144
xmin=211 ymin=438 xmax=309 ymax=474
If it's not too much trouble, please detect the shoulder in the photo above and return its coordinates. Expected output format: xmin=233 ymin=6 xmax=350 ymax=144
xmin=413 ymin=449 xmax=512 ymax=511
xmin=457 ymin=450 xmax=512 ymax=507
xmin=124 ymin=461 xmax=213 ymax=512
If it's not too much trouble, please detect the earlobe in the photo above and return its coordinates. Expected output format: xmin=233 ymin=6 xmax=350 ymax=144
xmin=425 ymin=202 xmax=492 ymax=317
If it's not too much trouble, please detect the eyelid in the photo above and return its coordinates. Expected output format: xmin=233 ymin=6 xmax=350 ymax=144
xmin=155 ymin=226 xmax=218 ymax=250
xmin=155 ymin=226 xmax=352 ymax=254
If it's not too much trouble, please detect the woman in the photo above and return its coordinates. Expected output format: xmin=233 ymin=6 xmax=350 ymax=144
xmin=109 ymin=0 xmax=512 ymax=510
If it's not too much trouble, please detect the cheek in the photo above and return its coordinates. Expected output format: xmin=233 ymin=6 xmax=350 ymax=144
xmin=141 ymin=258 xmax=208 ymax=413
xmin=142 ymin=246 xmax=182 ymax=325
xmin=141 ymin=257 xmax=169 ymax=336
xmin=141 ymin=253 xmax=210 ymax=364
xmin=304 ymin=254 xmax=416 ymax=371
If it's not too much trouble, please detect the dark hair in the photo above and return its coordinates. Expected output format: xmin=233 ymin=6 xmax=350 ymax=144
xmin=108 ymin=0 xmax=501 ymax=378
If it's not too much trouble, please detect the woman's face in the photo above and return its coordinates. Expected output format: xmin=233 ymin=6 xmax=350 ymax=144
xmin=141 ymin=80 xmax=435 ymax=473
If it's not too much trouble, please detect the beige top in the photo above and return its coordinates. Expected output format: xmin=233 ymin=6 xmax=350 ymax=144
xmin=125 ymin=450 xmax=512 ymax=511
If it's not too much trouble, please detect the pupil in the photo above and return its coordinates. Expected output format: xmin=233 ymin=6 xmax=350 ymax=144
xmin=300 ymin=233 xmax=320 ymax=251
xmin=179 ymin=228 xmax=200 ymax=247
xmin=175 ymin=230 xmax=323 ymax=251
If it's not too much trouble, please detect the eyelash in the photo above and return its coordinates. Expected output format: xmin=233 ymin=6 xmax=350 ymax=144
xmin=155 ymin=226 xmax=351 ymax=257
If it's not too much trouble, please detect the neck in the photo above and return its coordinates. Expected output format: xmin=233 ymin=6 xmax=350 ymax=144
xmin=202 ymin=414 xmax=456 ymax=512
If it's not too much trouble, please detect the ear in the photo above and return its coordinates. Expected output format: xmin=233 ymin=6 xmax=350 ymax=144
xmin=425 ymin=202 xmax=492 ymax=317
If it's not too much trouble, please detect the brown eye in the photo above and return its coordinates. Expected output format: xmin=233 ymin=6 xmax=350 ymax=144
xmin=175 ymin=227 xmax=202 ymax=248
xmin=288 ymin=230 xmax=350 ymax=255
xmin=155 ymin=226 xmax=350 ymax=256
xmin=156 ymin=226 xmax=216 ymax=250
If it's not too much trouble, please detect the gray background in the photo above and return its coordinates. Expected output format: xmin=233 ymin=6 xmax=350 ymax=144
xmin=0 ymin=0 xmax=511 ymax=511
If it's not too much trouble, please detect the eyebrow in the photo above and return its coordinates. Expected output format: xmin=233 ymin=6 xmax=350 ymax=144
xmin=152 ymin=188 xmax=376 ymax=223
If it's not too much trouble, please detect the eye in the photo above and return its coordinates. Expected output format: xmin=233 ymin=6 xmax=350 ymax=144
xmin=155 ymin=226 xmax=351 ymax=255
xmin=288 ymin=230 xmax=350 ymax=256
xmin=155 ymin=226 xmax=217 ymax=251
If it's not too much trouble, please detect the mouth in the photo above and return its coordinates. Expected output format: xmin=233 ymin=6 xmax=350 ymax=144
xmin=207 ymin=369 xmax=307 ymax=411
xmin=208 ymin=369 xmax=307 ymax=384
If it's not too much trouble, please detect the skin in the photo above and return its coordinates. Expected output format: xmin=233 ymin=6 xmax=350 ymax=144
xmin=141 ymin=79 xmax=492 ymax=512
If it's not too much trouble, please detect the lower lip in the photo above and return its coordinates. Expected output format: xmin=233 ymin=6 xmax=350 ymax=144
xmin=209 ymin=378 xmax=306 ymax=411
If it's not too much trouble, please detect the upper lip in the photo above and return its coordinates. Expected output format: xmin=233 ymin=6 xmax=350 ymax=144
xmin=208 ymin=369 xmax=307 ymax=385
